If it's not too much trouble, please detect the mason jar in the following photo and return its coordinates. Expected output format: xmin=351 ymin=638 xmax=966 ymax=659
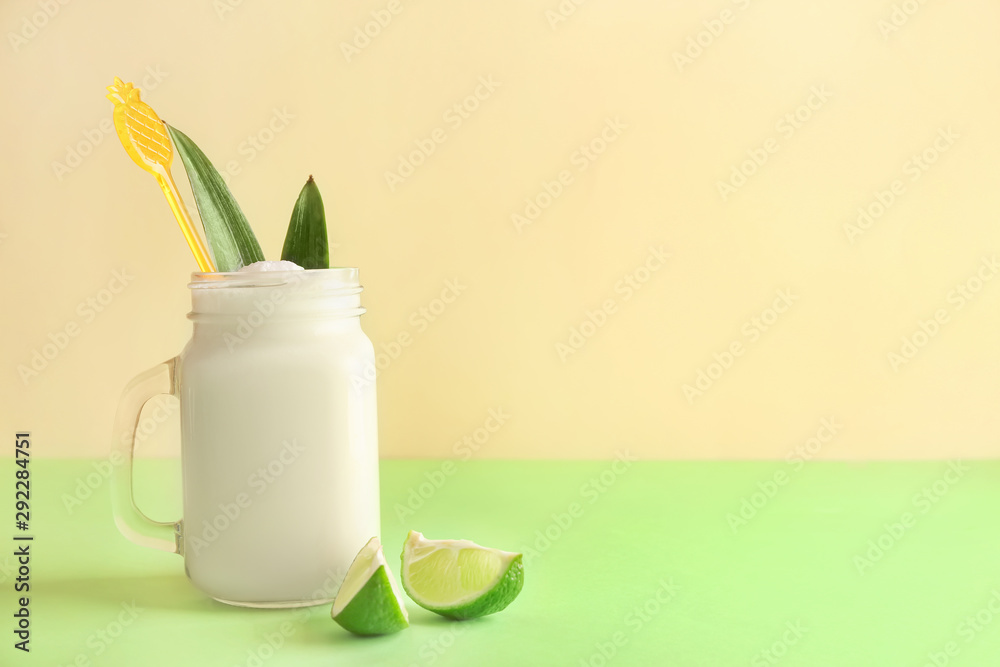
xmin=111 ymin=268 xmax=380 ymax=608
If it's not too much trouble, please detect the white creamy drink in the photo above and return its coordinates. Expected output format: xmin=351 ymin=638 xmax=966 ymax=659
xmin=177 ymin=265 xmax=379 ymax=607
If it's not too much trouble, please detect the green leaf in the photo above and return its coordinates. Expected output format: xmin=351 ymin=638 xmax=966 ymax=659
xmin=281 ymin=176 xmax=329 ymax=269
xmin=165 ymin=123 xmax=264 ymax=272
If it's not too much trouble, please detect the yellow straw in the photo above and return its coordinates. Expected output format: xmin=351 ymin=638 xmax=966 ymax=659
xmin=106 ymin=77 xmax=215 ymax=272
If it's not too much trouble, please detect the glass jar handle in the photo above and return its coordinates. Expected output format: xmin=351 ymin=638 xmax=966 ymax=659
xmin=111 ymin=357 xmax=182 ymax=554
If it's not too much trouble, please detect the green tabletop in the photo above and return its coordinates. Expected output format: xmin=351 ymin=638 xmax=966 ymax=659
xmin=3 ymin=458 xmax=999 ymax=666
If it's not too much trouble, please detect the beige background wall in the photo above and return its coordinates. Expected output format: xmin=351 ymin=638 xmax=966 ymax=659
xmin=2 ymin=0 xmax=999 ymax=459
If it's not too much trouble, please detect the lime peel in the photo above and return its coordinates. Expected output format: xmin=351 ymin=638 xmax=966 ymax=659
xmin=401 ymin=530 xmax=524 ymax=620
xmin=331 ymin=536 xmax=409 ymax=636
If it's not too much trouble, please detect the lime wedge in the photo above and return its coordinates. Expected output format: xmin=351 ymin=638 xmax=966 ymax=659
xmin=331 ymin=537 xmax=409 ymax=636
xmin=400 ymin=530 xmax=524 ymax=620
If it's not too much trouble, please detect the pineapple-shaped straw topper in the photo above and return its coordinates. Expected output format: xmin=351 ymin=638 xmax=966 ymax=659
xmin=107 ymin=77 xmax=215 ymax=272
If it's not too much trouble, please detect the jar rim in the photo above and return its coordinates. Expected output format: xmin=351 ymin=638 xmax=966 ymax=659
xmin=188 ymin=267 xmax=360 ymax=291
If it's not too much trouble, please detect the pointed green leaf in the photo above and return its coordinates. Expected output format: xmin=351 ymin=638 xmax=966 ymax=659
xmin=165 ymin=123 xmax=264 ymax=272
xmin=281 ymin=175 xmax=329 ymax=269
